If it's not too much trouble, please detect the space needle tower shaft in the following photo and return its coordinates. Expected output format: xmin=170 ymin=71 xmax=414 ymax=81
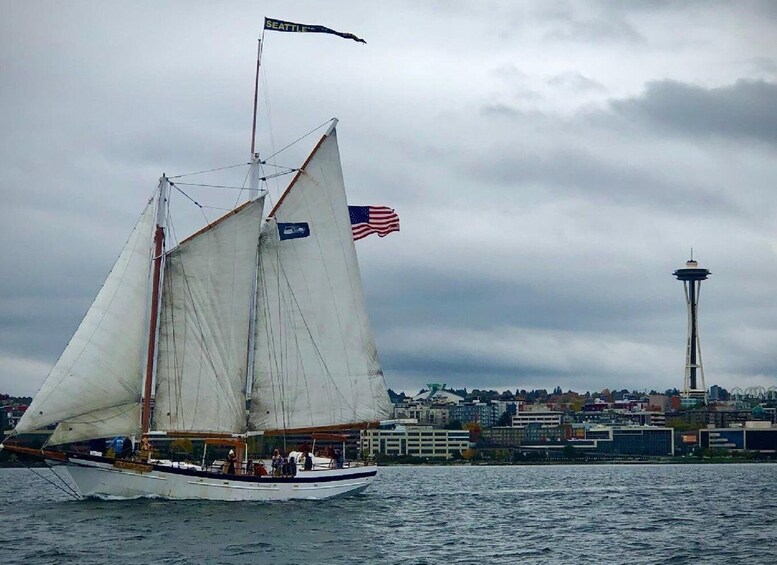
xmin=673 ymin=258 xmax=711 ymax=405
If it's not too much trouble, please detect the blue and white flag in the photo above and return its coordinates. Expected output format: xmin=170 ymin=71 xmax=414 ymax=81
xmin=278 ymin=222 xmax=310 ymax=241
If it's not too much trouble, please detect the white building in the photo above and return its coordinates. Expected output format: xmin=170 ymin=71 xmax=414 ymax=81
xmin=512 ymin=411 xmax=563 ymax=428
xmin=360 ymin=425 xmax=471 ymax=459
xmin=393 ymin=402 xmax=453 ymax=427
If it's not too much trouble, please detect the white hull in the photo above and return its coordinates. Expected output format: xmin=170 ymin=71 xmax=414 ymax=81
xmin=62 ymin=455 xmax=377 ymax=501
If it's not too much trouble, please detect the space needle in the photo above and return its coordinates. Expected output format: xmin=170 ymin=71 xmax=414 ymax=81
xmin=673 ymin=256 xmax=711 ymax=405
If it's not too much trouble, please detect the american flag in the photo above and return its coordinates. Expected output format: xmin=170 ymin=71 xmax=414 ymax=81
xmin=348 ymin=205 xmax=400 ymax=241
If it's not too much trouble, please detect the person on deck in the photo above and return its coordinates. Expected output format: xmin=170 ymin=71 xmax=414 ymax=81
xmin=271 ymin=449 xmax=282 ymax=477
xmin=289 ymin=454 xmax=297 ymax=477
xmin=120 ymin=437 xmax=132 ymax=459
xmin=225 ymin=449 xmax=237 ymax=474
xmin=138 ymin=437 xmax=152 ymax=462
xmin=304 ymin=451 xmax=313 ymax=471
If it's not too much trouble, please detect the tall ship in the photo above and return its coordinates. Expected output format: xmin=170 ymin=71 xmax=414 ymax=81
xmin=2 ymin=21 xmax=396 ymax=501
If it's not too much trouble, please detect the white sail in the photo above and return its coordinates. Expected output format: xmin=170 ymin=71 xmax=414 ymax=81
xmin=46 ymin=403 xmax=141 ymax=446
xmin=14 ymin=200 xmax=156 ymax=444
xmin=249 ymin=127 xmax=393 ymax=431
xmin=152 ymin=197 xmax=265 ymax=433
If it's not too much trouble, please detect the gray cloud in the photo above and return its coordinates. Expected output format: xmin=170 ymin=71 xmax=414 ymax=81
xmin=2 ymin=1 xmax=777 ymax=398
xmin=611 ymin=79 xmax=777 ymax=145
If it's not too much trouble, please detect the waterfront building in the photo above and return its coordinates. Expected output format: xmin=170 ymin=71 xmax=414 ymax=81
xmin=523 ymin=422 xmax=569 ymax=443
xmin=392 ymin=402 xmax=452 ymax=428
xmin=675 ymin=407 xmax=770 ymax=429
xmin=482 ymin=426 xmax=525 ymax=447
xmin=699 ymin=422 xmax=777 ymax=453
xmin=570 ymin=425 xmax=674 ymax=456
xmin=482 ymin=424 xmax=568 ymax=447
xmin=449 ymin=401 xmax=499 ymax=428
xmin=512 ymin=410 xmax=563 ymax=428
xmin=360 ymin=424 xmax=471 ymax=459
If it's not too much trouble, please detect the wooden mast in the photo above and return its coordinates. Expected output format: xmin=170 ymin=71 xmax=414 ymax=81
xmin=141 ymin=176 xmax=169 ymax=436
xmin=250 ymin=38 xmax=262 ymax=157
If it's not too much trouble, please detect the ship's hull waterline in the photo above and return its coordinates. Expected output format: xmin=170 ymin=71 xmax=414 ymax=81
xmin=60 ymin=455 xmax=377 ymax=501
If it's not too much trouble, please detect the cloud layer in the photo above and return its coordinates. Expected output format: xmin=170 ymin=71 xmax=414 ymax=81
xmin=2 ymin=1 xmax=777 ymax=396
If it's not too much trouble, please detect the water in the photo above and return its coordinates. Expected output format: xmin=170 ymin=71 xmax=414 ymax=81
xmin=2 ymin=464 xmax=777 ymax=564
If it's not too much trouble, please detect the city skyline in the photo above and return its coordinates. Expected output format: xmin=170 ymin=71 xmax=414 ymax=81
xmin=2 ymin=2 xmax=777 ymax=397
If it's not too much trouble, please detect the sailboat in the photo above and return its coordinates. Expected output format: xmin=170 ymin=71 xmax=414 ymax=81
xmin=2 ymin=38 xmax=394 ymax=500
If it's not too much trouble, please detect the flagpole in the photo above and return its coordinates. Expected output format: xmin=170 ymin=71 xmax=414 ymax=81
xmin=250 ymin=38 xmax=262 ymax=156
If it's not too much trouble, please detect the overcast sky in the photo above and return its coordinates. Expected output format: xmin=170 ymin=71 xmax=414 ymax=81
xmin=2 ymin=1 xmax=777 ymax=397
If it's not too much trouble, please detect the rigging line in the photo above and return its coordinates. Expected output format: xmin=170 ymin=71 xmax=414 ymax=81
xmin=169 ymin=181 xmax=210 ymax=226
xmin=175 ymin=233 xmax=240 ymax=424
xmin=278 ymin=264 xmax=337 ymax=424
xmin=317 ymin=167 xmax=366 ymax=417
xmin=174 ymin=177 xmax=295 ymax=190
xmin=23 ymin=461 xmax=81 ymax=500
xmin=161 ymin=214 xmax=190 ymax=428
xmin=61 ymin=403 xmax=139 ymax=425
xmin=257 ymin=249 xmax=281 ymax=430
xmin=258 ymin=161 xmax=299 ymax=170
xmin=47 ymin=462 xmax=82 ymax=500
xmin=277 ymin=254 xmax=358 ymax=414
xmin=271 ymin=238 xmax=316 ymax=426
xmin=162 ymin=257 xmax=182 ymax=429
xmin=168 ymin=162 xmax=250 ymax=179
xmin=175 ymin=182 xmax=253 ymax=190
xmin=233 ymin=161 xmax=253 ymax=209
xmin=294 ymin=178 xmax=344 ymax=418
xmin=270 ymin=245 xmax=288 ymax=432
xmin=263 ymin=118 xmax=336 ymax=162
xmin=260 ymin=243 xmax=289 ymax=432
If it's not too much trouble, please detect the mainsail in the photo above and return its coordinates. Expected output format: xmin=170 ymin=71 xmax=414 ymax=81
xmin=249 ymin=126 xmax=393 ymax=431
xmin=152 ymin=197 xmax=265 ymax=433
xmin=12 ymin=125 xmax=391 ymax=445
xmin=14 ymin=199 xmax=157 ymax=445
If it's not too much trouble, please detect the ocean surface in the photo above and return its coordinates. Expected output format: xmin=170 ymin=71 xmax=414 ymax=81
xmin=2 ymin=463 xmax=777 ymax=564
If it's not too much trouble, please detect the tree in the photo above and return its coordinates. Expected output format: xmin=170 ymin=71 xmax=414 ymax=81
xmin=464 ymin=422 xmax=482 ymax=442
xmin=496 ymin=411 xmax=512 ymax=427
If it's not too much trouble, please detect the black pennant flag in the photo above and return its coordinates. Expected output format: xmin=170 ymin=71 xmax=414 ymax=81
xmin=264 ymin=17 xmax=366 ymax=44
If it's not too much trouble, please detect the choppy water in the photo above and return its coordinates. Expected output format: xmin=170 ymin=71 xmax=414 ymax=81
xmin=2 ymin=464 xmax=777 ymax=564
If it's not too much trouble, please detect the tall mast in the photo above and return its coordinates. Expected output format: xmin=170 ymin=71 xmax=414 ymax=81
xmin=245 ymin=36 xmax=265 ymax=411
xmin=244 ymin=156 xmax=263 ymax=411
xmin=250 ymin=38 xmax=262 ymax=157
xmin=141 ymin=176 xmax=169 ymax=436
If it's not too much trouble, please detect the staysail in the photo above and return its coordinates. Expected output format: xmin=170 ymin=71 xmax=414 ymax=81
xmin=14 ymin=200 xmax=157 ymax=445
xmin=249 ymin=126 xmax=393 ymax=431
xmin=152 ymin=197 xmax=265 ymax=433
